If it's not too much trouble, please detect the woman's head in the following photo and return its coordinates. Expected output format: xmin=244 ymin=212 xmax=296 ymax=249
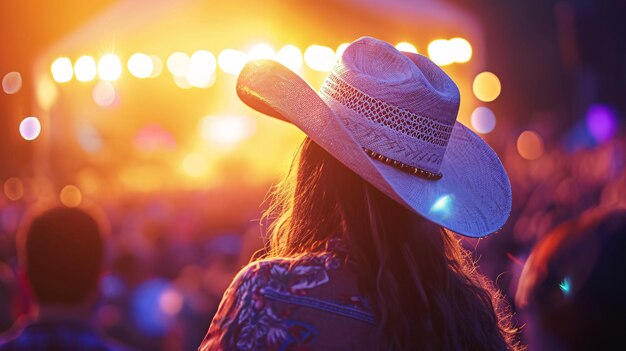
xmin=262 ymin=137 xmax=520 ymax=350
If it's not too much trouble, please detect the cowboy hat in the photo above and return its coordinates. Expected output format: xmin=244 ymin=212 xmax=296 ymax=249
xmin=236 ymin=36 xmax=511 ymax=237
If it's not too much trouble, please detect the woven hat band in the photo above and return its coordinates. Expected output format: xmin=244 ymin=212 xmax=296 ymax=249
xmin=320 ymin=74 xmax=447 ymax=175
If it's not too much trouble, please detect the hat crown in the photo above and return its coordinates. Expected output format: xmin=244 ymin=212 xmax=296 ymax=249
xmin=333 ymin=37 xmax=460 ymax=127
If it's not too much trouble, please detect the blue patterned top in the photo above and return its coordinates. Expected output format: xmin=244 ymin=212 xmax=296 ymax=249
xmin=199 ymin=239 xmax=378 ymax=350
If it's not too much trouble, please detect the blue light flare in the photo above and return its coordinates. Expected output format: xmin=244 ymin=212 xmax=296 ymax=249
xmin=559 ymin=277 xmax=572 ymax=296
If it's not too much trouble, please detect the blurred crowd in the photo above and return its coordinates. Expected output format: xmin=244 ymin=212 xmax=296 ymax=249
xmin=0 ymin=121 xmax=624 ymax=350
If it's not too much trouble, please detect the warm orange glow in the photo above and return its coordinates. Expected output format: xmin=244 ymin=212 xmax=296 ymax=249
xmin=473 ymin=71 xmax=501 ymax=102
xmin=98 ymin=54 xmax=122 ymax=81
xmin=51 ymin=57 xmax=73 ymax=83
xmin=199 ymin=115 xmax=255 ymax=147
xmin=3 ymin=177 xmax=24 ymax=201
xmin=36 ymin=75 xmax=58 ymax=110
xmin=395 ymin=42 xmax=418 ymax=54
xmin=60 ymin=185 xmax=82 ymax=208
xmin=517 ymin=130 xmax=544 ymax=160
xmin=304 ymin=45 xmax=336 ymax=72
xmin=74 ymin=56 xmax=97 ymax=82
xmin=182 ymin=153 xmax=209 ymax=177
xmin=128 ymin=53 xmax=154 ymax=78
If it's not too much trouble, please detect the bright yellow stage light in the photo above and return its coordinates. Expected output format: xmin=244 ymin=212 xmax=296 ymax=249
xmin=248 ymin=43 xmax=275 ymax=60
xmin=199 ymin=115 xmax=255 ymax=147
xmin=449 ymin=37 xmax=472 ymax=63
xmin=74 ymin=56 xmax=97 ymax=82
xmin=218 ymin=49 xmax=248 ymax=75
xmin=98 ymin=54 xmax=122 ymax=81
xmin=304 ymin=45 xmax=336 ymax=72
xmin=473 ymin=71 xmax=501 ymax=102
xmin=51 ymin=57 xmax=73 ymax=83
xmin=128 ymin=53 xmax=154 ymax=78
xmin=275 ymin=45 xmax=303 ymax=71
xmin=427 ymin=39 xmax=454 ymax=66
xmin=395 ymin=42 xmax=418 ymax=54
xmin=167 ymin=52 xmax=191 ymax=77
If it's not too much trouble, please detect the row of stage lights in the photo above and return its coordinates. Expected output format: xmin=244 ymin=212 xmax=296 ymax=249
xmin=49 ymin=38 xmax=473 ymax=87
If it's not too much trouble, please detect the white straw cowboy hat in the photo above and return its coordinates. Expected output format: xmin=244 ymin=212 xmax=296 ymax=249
xmin=236 ymin=36 xmax=511 ymax=237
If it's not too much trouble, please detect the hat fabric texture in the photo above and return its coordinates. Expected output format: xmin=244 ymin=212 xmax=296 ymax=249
xmin=236 ymin=36 xmax=511 ymax=238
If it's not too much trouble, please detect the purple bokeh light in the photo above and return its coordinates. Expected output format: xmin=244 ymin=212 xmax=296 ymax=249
xmin=586 ymin=104 xmax=617 ymax=144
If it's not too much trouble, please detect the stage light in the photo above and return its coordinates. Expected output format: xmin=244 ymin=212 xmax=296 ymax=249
xmin=92 ymin=81 xmax=117 ymax=107
xmin=395 ymin=42 xmax=418 ymax=54
xmin=19 ymin=116 xmax=41 ymax=141
xmin=517 ymin=130 xmax=544 ymax=160
xmin=275 ymin=45 xmax=303 ymax=71
xmin=51 ymin=57 xmax=73 ymax=83
xmin=36 ymin=75 xmax=58 ymax=110
xmin=183 ymin=153 xmax=208 ymax=177
xmin=2 ymin=72 xmax=22 ymax=94
xmin=218 ymin=49 xmax=248 ymax=75
xmin=128 ymin=53 xmax=154 ymax=78
xmin=427 ymin=39 xmax=454 ymax=66
xmin=304 ymin=45 xmax=336 ymax=72
xmin=449 ymin=37 xmax=472 ymax=63
xmin=473 ymin=72 xmax=501 ymax=102
xmin=60 ymin=185 xmax=82 ymax=208
xmin=470 ymin=106 xmax=496 ymax=134
xmin=167 ymin=52 xmax=190 ymax=77
xmin=248 ymin=43 xmax=275 ymax=60
xmin=98 ymin=54 xmax=122 ymax=81
xmin=74 ymin=56 xmax=97 ymax=82
xmin=187 ymin=50 xmax=217 ymax=88
xmin=149 ymin=55 xmax=163 ymax=78
xmin=336 ymin=43 xmax=350 ymax=58
xmin=199 ymin=115 xmax=255 ymax=147
xmin=3 ymin=178 xmax=24 ymax=201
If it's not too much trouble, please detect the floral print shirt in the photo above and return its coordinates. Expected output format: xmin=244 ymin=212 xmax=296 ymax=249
xmin=199 ymin=239 xmax=378 ymax=350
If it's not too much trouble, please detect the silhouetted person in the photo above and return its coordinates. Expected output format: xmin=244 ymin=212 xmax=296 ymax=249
xmin=516 ymin=208 xmax=626 ymax=350
xmin=0 ymin=206 xmax=131 ymax=351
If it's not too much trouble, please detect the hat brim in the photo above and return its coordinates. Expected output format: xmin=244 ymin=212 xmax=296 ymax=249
xmin=237 ymin=60 xmax=511 ymax=237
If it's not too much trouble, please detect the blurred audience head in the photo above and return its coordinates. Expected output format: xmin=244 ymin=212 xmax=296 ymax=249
xmin=516 ymin=207 xmax=626 ymax=350
xmin=18 ymin=206 xmax=105 ymax=307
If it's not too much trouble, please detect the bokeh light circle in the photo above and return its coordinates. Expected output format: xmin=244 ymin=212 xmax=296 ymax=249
xmin=586 ymin=104 xmax=617 ymax=144
xmin=470 ymin=107 xmax=496 ymax=134
xmin=427 ymin=39 xmax=454 ymax=66
xmin=217 ymin=49 xmax=248 ymax=75
xmin=247 ymin=44 xmax=275 ymax=60
xmin=74 ymin=56 xmax=97 ymax=82
xmin=19 ymin=116 xmax=42 ymax=141
xmin=395 ymin=42 xmax=418 ymax=54
xmin=187 ymin=50 xmax=217 ymax=88
xmin=473 ymin=72 xmax=501 ymax=102
xmin=92 ymin=81 xmax=117 ymax=107
xmin=3 ymin=177 xmax=24 ymax=201
xmin=275 ymin=45 xmax=303 ymax=71
xmin=149 ymin=55 xmax=163 ymax=78
xmin=2 ymin=72 xmax=22 ymax=94
xmin=60 ymin=185 xmax=82 ymax=208
xmin=51 ymin=57 xmax=73 ymax=83
xmin=449 ymin=37 xmax=472 ymax=63
xmin=128 ymin=53 xmax=154 ymax=78
xmin=199 ymin=115 xmax=255 ymax=147
xmin=98 ymin=54 xmax=122 ymax=81
xmin=304 ymin=45 xmax=336 ymax=72
xmin=336 ymin=43 xmax=350 ymax=58
xmin=517 ymin=130 xmax=544 ymax=160
xmin=167 ymin=52 xmax=190 ymax=77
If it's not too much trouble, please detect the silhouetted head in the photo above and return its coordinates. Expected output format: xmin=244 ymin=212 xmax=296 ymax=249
xmin=20 ymin=207 xmax=104 ymax=306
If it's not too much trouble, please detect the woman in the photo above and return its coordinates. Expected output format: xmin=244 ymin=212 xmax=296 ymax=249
xmin=200 ymin=37 xmax=520 ymax=350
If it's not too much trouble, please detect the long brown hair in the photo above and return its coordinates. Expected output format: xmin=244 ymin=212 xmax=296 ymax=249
xmin=260 ymin=137 xmax=521 ymax=350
